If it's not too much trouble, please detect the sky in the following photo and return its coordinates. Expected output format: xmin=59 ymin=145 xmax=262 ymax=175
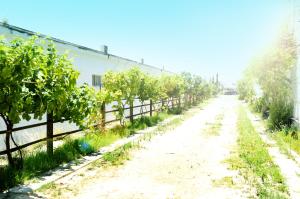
xmin=0 ymin=0 xmax=292 ymax=86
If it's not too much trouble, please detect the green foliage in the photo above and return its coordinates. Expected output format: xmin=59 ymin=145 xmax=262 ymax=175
xmin=271 ymin=127 xmax=300 ymax=158
xmin=251 ymin=96 xmax=268 ymax=114
xmin=160 ymin=74 xmax=184 ymax=99
xmin=0 ymin=36 xmax=92 ymax=125
xmin=268 ymin=99 xmax=293 ymax=130
xmin=0 ymin=36 xmax=97 ymax=167
xmin=181 ymin=72 xmax=220 ymax=100
xmin=102 ymin=142 xmax=133 ymax=166
xmin=0 ymin=112 xmax=170 ymax=191
xmin=102 ymin=68 xmax=216 ymax=124
xmin=0 ymin=36 xmax=217 ymax=129
xmin=127 ymin=113 xmax=168 ymax=130
xmin=0 ymin=35 xmax=218 ymax=189
xmin=237 ymin=30 xmax=297 ymax=129
xmin=237 ymin=77 xmax=255 ymax=102
xmin=181 ymin=72 xmax=194 ymax=97
xmin=167 ymin=107 xmax=184 ymax=115
xmin=0 ymin=36 xmax=47 ymax=124
xmin=138 ymin=75 xmax=161 ymax=103
xmin=235 ymin=107 xmax=289 ymax=198
xmin=102 ymin=67 xmax=144 ymax=125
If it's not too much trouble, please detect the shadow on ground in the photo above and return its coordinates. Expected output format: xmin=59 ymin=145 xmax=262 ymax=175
xmin=0 ymin=188 xmax=45 ymax=199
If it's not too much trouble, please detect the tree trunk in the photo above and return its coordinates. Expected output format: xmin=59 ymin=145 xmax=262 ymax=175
xmin=150 ymin=100 xmax=153 ymax=116
xmin=101 ymin=102 xmax=106 ymax=129
xmin=47 ymin=113 xmax=54 ymax=157
xmin=5 ymin=121 xmax=14 ymax=167
xmin=130 ymin=101 xmax=134 ymax=123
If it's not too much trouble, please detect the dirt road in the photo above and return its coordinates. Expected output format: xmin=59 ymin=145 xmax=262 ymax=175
xmin=38 ymin=96 xmax=251 ymax=199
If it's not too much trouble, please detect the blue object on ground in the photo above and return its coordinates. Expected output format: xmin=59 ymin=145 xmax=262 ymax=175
xmin=78 ymin=140 xmax=93 ymax=154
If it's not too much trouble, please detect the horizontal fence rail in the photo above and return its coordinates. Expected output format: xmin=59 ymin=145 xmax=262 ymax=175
xmin=0 ymin=97 xmax=185 ymax=157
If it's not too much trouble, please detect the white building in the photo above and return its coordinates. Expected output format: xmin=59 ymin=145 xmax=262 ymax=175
xmin=0 ymin=22 xmax=172 ymax=151
xmin=0 ymin=22 xmax=172 ymax=86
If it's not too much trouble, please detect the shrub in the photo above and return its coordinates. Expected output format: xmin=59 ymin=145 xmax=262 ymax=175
xmin=268 ymin=100 xmax=293 ymax=130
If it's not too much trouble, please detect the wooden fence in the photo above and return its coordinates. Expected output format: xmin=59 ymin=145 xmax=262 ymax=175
xmin=0 ymin=97 xmax=184 ymax=157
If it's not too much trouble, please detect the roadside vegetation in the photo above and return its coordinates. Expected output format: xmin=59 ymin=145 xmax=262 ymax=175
xmin=226 ymin=107 xmax=289 ymax=199
xmin=269 ymin=127 xmax=300 ymax=159
xmin=237 ymin=29 xmax=296 ymax=130
xmin=0 ymin=35 xmax=221 ymax=191
xmin=0 ymin=113 xmax=169 ymax=191
xmin=237 ymin=29 xmax=300 ymax=166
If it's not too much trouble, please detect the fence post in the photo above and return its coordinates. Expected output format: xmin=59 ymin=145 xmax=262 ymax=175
xmin=101 ymin=102 xmax=106 ymax=129
xmin=130 ymin=101 xmax=134 ymax=123
xmin=150 ymin=99 xmax=153 ymax=116
xmin=178 ymin=97 xmax=181 ymax=108
xmin=161 ymin=98 xmax=164 ymax=111
xmin=47 ymin=112 xmax=53 ymax=156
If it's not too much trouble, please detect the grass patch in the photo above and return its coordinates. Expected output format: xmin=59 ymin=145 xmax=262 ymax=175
xmin=37 ymin=182 xmax=63 ymax=198
xmin=167 ymin=106 xmax=185 ymax=115
xmin=212 ymin=176 xmax=235 ymax=188
xmin=102 ymin=142 xmax=133 ymax=166
xmin=0 ymin=112 xmax=169 ymax=192
xmin=204 ymin=113 xmax=224 ymax=136
xmin=269 ymin=128 xmax=300 ymax=160
xmin=38 ymin=182 xmax=57 ymax=192
xmin=127 ymin=112 xmax=169 ymax=131
xmin=228 ymin=106 xmax=289 ymax=199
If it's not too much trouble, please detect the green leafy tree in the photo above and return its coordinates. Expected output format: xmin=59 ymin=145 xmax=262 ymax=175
xmin=102 ymin=71 xmax=125 ymax=125
xmin=160 ymin=75 xmax=184 ymax=98
xmin=0 ymin=36 xmax=47 ymax=167
xmin=181 ymin=72 xmax=194 ymax=106
xmin=103 ymin=67 xmax=143 ymax=125
xmin=0 ymin=37 xmax=92 ymax=167
xmin=137 ymin=74 xmax=161 ymax=114
xmin=192 ymin=76 xmax=205 ymax=103
xmin=238 ymin=30 xmax=297 ymax=129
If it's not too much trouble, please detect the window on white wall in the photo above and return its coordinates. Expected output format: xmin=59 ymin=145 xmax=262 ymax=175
xmin=92 ymin=74 xmax=102 ymax=88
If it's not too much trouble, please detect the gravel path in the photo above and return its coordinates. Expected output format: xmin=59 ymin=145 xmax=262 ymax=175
xmin=40 ymin=96 xmax=249 ymax=199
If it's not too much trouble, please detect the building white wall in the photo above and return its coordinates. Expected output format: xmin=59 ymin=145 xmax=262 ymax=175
xmin=0 ymin=24 xmax=168 ymax=86
xmin=0 ymin=23 xmax=170 ymax=151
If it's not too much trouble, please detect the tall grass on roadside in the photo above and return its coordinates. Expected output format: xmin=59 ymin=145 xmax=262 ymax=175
xmin=270 ymin=126 xmax=300 ymax=158
xmin=0 ymin=112 xmax=169 ymax=192
xmin=227 ymin=106 xmax=289 ymax=199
